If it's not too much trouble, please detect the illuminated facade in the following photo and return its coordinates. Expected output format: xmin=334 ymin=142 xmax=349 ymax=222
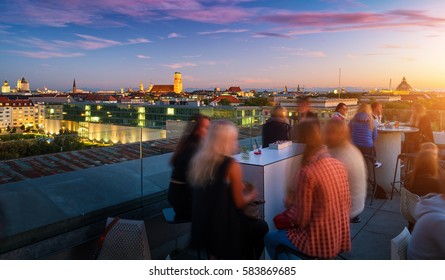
xmin=0 ymin=97 xmax=39 ymax=129
xmin=2 ymin=80 xmax=10 ymax=94
xmin=149 ymin=72 xmax=183 ymax=94
xmin=394 ymin=77 xmax=413 ymax=95
xmin=139 ymin=81 xmax=144 ymax=92
xmin=174 ymin=72 xmax=182 ymax=94
xmin=62 ymin=103 xmax=262 ymax=129
xmin=17 ymin=77 xmax=30 ymax=93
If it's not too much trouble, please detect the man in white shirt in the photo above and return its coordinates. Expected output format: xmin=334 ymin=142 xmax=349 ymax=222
xmin=371 ymin=102 xmax=383 ymax=125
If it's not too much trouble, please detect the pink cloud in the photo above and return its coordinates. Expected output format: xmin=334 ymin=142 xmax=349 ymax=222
xmin=167 ymin=33 xmax=185 ymax=38
xmin=260 ymin=10 xmax=445 ymax=35
xmin=170 ymin=7 xmax=252 ymax=24
xmin=274 ymin=47 xmax=326 ymax=58
xmin=9 ymin=51 xmax=84 ymax=59
xmin=252 ymin=32 xmax=291 ymax=39
xmin=162 ymin=62 xmax=197 ymax=69
xmin=198 ymin=28 xmax=249 ymax=35
xmin=137 ymin=55 xmax=152 ymax=59
xmin=2 ymin=0 xmax=252 ymax=27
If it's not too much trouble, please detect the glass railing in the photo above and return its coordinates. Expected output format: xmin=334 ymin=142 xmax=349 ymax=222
xmin=0 ymin=118 xmax=263 ymax=256
xmin=384 ymin=109 xmax=445 ymax=132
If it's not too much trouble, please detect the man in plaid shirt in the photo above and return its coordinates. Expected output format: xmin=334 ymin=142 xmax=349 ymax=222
xmin=265 ymin=121 xmax=351 ymax=259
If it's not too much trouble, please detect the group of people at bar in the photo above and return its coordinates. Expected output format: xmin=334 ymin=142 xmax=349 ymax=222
xmin=166 ymin=98 xmax=444 ymax=260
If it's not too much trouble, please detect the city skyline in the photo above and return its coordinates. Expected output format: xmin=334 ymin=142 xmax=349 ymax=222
xmin=0 ymin=0 xmax=445 ymax=90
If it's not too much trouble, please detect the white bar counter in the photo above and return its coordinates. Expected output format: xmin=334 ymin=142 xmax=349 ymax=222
xmin=233 ymin=143 xmax=305 ymax=230
xmin=375 ymin=126 xmax=418 ymax=193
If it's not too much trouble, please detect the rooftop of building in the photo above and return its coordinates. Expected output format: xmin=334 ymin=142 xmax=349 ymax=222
xmin=396 ymin=77 xmax=413 ymax=92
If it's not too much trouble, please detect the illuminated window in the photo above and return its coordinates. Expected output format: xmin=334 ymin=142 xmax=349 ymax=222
xmin=49 ymin=108 xmax=55 ymax=114
xmin=91 ymin=116 xmax=100 ymax=122
xmin=167 ymin=108 xmax=175 ymax=115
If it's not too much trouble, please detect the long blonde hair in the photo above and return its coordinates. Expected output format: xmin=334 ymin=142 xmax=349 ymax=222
xmin=188 ymin=120 xmax=238 ymax=187
xmin=353 ymin=103 xmax=374 ymax=130
xmin=410 ymin=103 xmax=427 ymax=127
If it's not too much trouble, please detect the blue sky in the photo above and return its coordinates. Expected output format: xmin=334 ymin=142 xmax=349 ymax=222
xmin=0 ymin=0 xmax=444 ymax=91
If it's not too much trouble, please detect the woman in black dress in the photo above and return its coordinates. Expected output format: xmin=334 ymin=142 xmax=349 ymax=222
xmin=167 ymin=114 xmax=210 ymax=220
xmin=188 ymin=120 xmax=268 ymax=259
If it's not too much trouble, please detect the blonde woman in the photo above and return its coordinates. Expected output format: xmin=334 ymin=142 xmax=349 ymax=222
xmin=188 ymin=120 xmax=268 ymax=259
xmin=349 ymin=103 xmax=382 ymax=168
xmin=404 ymin=103 xmax=434 ymax=153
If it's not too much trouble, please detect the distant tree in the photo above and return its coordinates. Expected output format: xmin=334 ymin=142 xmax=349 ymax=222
xmin=218 ymin=99 xmax=231 ymax=106
xmin=20 ymin=125 xmax=26 ymax=131
xmin=11 ymin=127 xmax=16 ymax=134
xmin=244 ymin=97 xmax=271 ymax=106
xmin=6 ymin=125 xmax=10 ymax=132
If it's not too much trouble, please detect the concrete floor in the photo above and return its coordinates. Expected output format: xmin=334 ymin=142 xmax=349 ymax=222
xmin=169 ymin=194 xmax=406 ymax=260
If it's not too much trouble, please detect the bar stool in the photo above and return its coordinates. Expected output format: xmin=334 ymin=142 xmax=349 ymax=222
xmin=162 ymin=208 xmax=202 ymax=259
xmin=363 ymin=155 xmax=378 ymax=206
xmin=390 ymin=153 xmax=417 ymax=200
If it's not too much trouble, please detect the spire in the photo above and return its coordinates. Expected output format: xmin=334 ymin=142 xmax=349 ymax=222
xmin=73 ymin=79 xmax=76 ymax=87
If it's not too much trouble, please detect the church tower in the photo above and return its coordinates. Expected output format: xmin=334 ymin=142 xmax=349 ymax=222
xmin=173 ymin=72 xmax=182 ymax=94
xmin=139 ymin=81 xmax=144 ymax=92
xmin=73 ymin=79 xmax=77 ymax=93
xmin=2 ymin=80 xmax=10 ymax=94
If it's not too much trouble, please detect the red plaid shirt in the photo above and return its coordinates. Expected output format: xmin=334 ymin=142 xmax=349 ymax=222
xmin=285 ymin=148 xmax=351 ymax=258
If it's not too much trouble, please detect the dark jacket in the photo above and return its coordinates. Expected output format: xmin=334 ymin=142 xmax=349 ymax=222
xmin=262 ymin=118 xmax=290 ymax=148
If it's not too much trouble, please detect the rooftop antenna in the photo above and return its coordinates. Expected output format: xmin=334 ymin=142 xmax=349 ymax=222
xmin=338 ymin=67 xmax=341 ymax=99
xmin=389 ymin=78 xmax=392 ymax=91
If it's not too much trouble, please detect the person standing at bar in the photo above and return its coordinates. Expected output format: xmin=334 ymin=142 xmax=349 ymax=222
xmin=325 ymin=119 xmax=367 ymax=223
xmin=332 ymin=103 xmax=348 ymax=123
xmin=262 ymin=105 xmax=290 ymax=148
xmin=371 ymin=102 xmax=384 ymax=126
xmin=167 ymin=114 xmax=210 ymax=220
xmin=350 ymin=103 xmax=382 ymax=168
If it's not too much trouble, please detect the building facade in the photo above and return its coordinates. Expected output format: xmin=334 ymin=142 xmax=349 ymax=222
xmin=0 ymin=97 xmax=39 ymax=129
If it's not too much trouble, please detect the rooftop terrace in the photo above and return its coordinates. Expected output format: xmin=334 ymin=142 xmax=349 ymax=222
xmin=0 ymin=129 xmax=411 ymax=259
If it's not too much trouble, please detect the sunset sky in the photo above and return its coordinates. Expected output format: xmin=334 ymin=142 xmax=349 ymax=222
xmin=0 ymin=0 xmax=444 ymax=91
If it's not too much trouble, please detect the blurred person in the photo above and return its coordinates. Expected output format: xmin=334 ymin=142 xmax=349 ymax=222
xmin=167 ymin=114 xmax=210 ymax=220
xmin=266 ymin=121 xmax=351 ymax=259
xmin=291 ymin=97 xmax=319 ymax=142
xmin=408 ymin=149 xmax=444 ymax=197
xmin=189 ymin=120 xmax=268 ymax=259
xmin=371 ymin=102 xmax=384 ymax=126
xmin=332 ymin=102 xmax=348 ymax=122
xmin=407 ymin=193 xmax=445 ymax=260
xmin=262 ymin=105 xmax=290 ymax=148
xmin=297 ymin=97 xmax=318 ymax=122
xmin=403 ymin=103 xmax=434 ymax=153
xmin=325 ymin=119 xmax=367 ymax=223
xmin=350 ymin=103 xmax=382 ymax=168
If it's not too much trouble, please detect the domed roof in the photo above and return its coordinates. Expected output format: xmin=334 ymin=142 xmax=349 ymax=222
xmin=396 ymin=76 xmax=412 ymax=92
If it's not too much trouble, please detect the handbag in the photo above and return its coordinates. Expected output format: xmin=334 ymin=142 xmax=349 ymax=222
xmin=273 ymin=211 xmax=293 ymax=229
